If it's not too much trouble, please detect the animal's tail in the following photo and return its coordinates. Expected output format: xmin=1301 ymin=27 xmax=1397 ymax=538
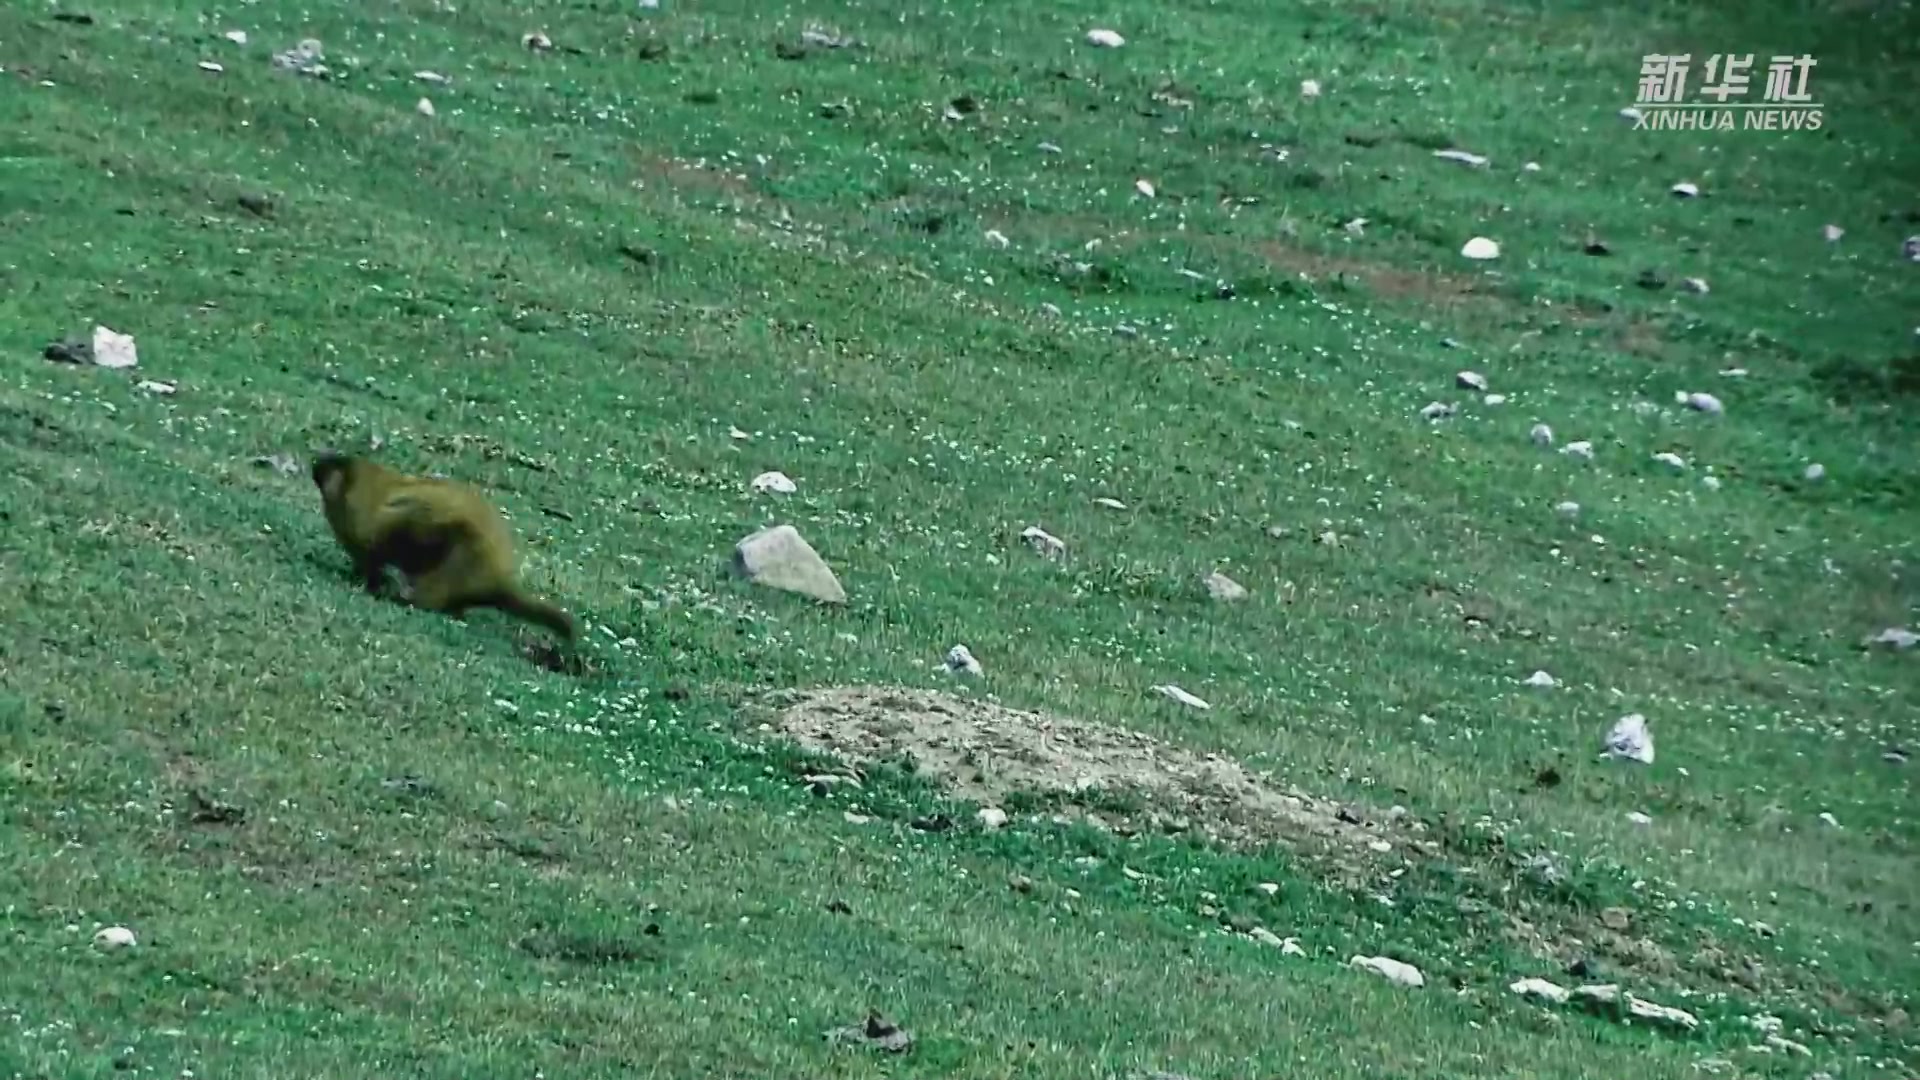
xmin=495 ymin=587 xmax=577 ymax=642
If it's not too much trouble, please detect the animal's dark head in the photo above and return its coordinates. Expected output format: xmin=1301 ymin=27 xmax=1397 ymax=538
xmin=310 ymin=452 xmax=353 ymax=494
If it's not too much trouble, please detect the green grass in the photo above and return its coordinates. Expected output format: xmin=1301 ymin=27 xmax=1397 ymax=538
xmin=2 ymin=0 xmax=1917 ymax=1075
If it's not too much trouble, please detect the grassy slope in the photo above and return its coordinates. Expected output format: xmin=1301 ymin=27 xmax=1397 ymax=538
xmin=2 ymin=0 xmax=1916 ymax=1076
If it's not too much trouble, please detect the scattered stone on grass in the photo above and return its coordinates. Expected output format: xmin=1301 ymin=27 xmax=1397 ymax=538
xmin=1803 ymin=463 xmax=1825 ymax=481
xmin=1523 ymin=670 xmax=1557 ymax=688
xmin=93 ymin=926 xmax=136 ymax=950
xmin=249 ymin=452 xmax=300 ymax=476
xmin=1510 ymin=977 xmax=1572 ymax=1005
xmin=1299 ymin=79 xmax=1321 ymax=98
xmin=750 ymin=685 xmax=1421 ymax=855
xmin=1419 ymin=401 xmax=1456 ymax=421
xmin=1203 ymin=571 xmax=1247 ymax=602
xmin=1456 ymin=370 xmax=1488 ymax=391
xmin=1904 ymin=235 xmax=1920 ymax=261
xmin=1560 ymin=441 xmax=1594 ymax=460
xmin=415 ymin=97 xmax=436 ymax=117
xmin=1601 ymin=713 xmax=1655 ymax=764
xmin=1677 ymin=391 xmax=1723 ymax=414
xmin=729 ymin=524 xmax=846 ymax=603
xmin=1432 ymin=148 xmax=1489 ymax=167
xmin=522 ymin=31 xmax=553 ymax=51
xmin=1152 ymin=684 xmax=1210 ymax=710
xmin=45 ymin=324 xmax=138 ymax=368
xmin=976 ymin=806 xmax=1008 ymax=829
xmin=1653 ymin=451 xmax=1688 ymax=470
xmin=1460 ymin=236 xmax=1500 ymax=260
xmin=1680 ymin=276 xmax=1710 ymax=294
xmin=749 ymin=470 xmax=796 ymax=494
xmin=1085 ymin=28 xmax=1125 ymax=47
xmin=1865 ymin=627 xmax=1917 ymax=650
xmin=1350 ymin=955 xmax=1424 ymax=987
xmin=270 ymin=38 xmax=327 ymax=77
xmin=1093 ymin=496 xmax=1128 ymax=510
xmin=1823 ymin=223 xmax=1844 ymax=242
xmin=944 ymin=644 xmax=983 ymax=677
xmin=1020 ymin=525 xmax=1067 ymax=559
xmin=826 ymin=1011 xmax=914 ymax=1054
xmin=1529 ymin=423 xmax=1554 ymax=447
xmin=1671 ymin=181 xmax=1700 ymax=198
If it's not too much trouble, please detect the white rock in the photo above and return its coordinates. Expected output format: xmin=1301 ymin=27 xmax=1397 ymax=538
xmin=415 ymin=70 xmax=450 ymax=84
xmin=1627 ymin=811 xmax=1653 ymax=826
xmin=983 ymin=228 xmax=1010 ymax=248
xmin=1203 ymin=571 xmax=1248 ymax=602
xmin=1254 ymin=882 xmax=1280 ymax=896
xmin=1510 ymin=977 xmax=1571 ymax=1004
xmin=1092 ymin=496 xmax=1128 ymax=510
xmin=1680 ymin=276 xmax=1710 ymax=294
xmin=90 ymin=325 xmax=138 ymax=369
xmin=135 ymin=379 xmax=176 ymax=395
xmin=415 ymin=97 xmax=436 ymax=117
xmin=1670 ymin=181 xmax=1700 ymax=198
xmin=1803 ymin=463 xmax=1825 ymax=481
xmin=1866 ymin=627 xmax=1917 ymax=649
xmin=1601 ymin=713 xmax=1654 ymax=765
xmin=1151 ymin=684 xmax=1210 ymax=710
xmin=1627 ymin=996 xmax=1699 ymax=1031
xmin=1085 ymin=28 xmax=1125 ymax=47
xmin=1019 ymin=525 xmax=1067 ymax=559
xmin=1819 ymin=811 xmax=1841 ymax=828
xmin=1652 ymin=451 xmax=1687 ymax=470
xmin=1904 ymin=235 xmax=1920 ymax=261
xmin=523 ymin=31 xmax=554 ymax=51
xmin=749 ymin=470 xmax=797 ymax=494
xmin=1678 ymin=391 xmax=1723 ymax=414
xmin=1483 ymin=393 xmax=1507 ymax=405
xmin=1299 ymin=79 xmax=1321 ymax=99
xmin=1554 ymin=500 xmax=1581 ymax=517
xmin=93 ymin=926 xmax=136 ymax=950
xmin=1560 ymin=440 xmax=1593 ymax=460
xmin=1701 ymin=474 xmax=1721 ymax=490
xmin=1432 ymin=149 xmax=1489 ymax=167
xmin=729 ymin=525 xmax=847 ymax=603
xmin=1720 ymin=367 xmax=1749 ymax=377
xmin=976 ymin=806 xmax=1009 ymax=829
xmin=223 ymin=29 xmax=248 ymax=45
xmin=1523 ymin=670 xmax=1556 ymax=688
xmin=1248 ymin=926 xmax=1285 ymax=947
xmin=1419 ymin=401 xmax=1456 ymax=421
xmin=1460 ymin=236 xmax=1500 ymax=261
xmin=1455 ymin=370 xmax=1488 ymax=391
xmin=1823 ymin=224 xmax=1844 ymax=242
xmin=1133 ymin=178 xmax=1156 ymax=198
xmin=1279 ymin=937 xmax=1307 ymax=957
xmin=1342 ymin=217 xmax=1368 ymax=236
xmin=198 ymin=60 xmax=225 ymax=73
xmin=1350 ymin=955 xmax=1424 ymax=988
xmin=1529 ymin=423 xmax=1554 ymax=447
xmin=944 ymin=644 xmax=983 ymax=677
xmin=1522 ymin=161 xmax=1542 ymax=172
xmin=1618 ymin=106 xmax=1644 ymax=122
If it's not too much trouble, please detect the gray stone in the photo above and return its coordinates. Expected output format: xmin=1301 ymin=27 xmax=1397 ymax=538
xmin=730 ymin=525 xmax=846 ymax=603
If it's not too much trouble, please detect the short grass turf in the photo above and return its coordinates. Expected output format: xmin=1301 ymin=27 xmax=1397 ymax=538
xmin=1 ymin=0 xmax=1917 ymax=1077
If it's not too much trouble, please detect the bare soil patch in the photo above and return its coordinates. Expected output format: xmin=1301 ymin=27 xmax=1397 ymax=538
xmin=751 ymin=685 xmax=1429 ymax=860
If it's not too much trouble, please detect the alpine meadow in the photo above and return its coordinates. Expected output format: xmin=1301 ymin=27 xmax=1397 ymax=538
xmin=1 ymin=0 xmax=1917 ymax=1077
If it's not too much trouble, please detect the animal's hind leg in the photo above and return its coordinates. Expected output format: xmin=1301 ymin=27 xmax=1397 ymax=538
xmin=407 ymin=562 xmax=472 ymax=619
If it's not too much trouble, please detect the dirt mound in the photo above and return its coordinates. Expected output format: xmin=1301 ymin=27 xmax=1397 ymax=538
xmin=754 ymin=685 xmax=1427 ymax=857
